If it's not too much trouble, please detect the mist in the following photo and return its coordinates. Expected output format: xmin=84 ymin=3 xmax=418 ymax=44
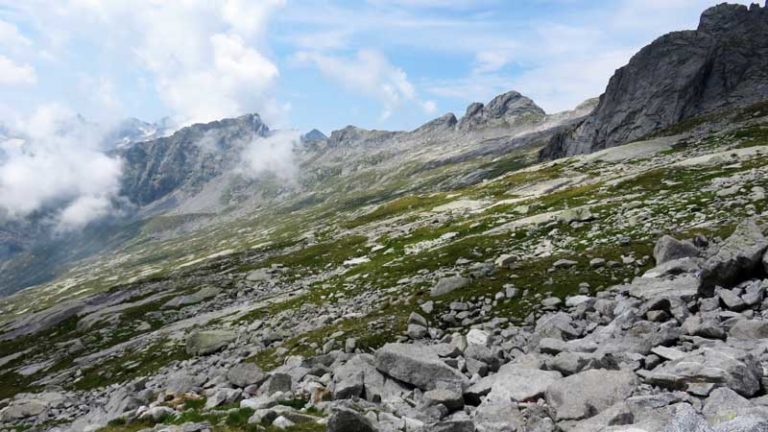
xmin=0 ymin=105 xmax=123 ymax=231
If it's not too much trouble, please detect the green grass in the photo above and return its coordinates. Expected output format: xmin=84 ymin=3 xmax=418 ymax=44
xmin=73 ymin=339 xmax=190 ymax=391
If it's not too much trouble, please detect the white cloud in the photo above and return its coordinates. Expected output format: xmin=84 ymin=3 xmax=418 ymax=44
xmin=0 ymin=19 xmax=32 ymax=49
xmin=0 ymin=55 xmax=36 ymax=85
xmin=7 ymin=0 xmax=285 ymax=126
xmin=295 ymin=49 xmax=436 ymax=120
xmin=0 ymin=104 xmax=122 ymax=230
xmin=239 ymin=130 xmax=299 ymax=182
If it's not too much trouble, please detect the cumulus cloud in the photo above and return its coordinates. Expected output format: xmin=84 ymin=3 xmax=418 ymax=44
xmin=239 ymin=130 xmax=299 ymax=182
xmin=9 ymin=0 xmax=285 ymax=126
xmin=0 ymin=104 xmax=123 ymax=230
xmin=0 ymin=55 xmax=36 ymax=85
xmin=295 ymin=49 xmax=436 ymax=120
xmin=128 ymin=1 xmax=283 ymax=125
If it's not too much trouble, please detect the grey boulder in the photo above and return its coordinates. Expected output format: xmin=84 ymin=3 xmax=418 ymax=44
xmin=431 ymin=276 xmax=469 ymax=297
xmin=374 ymin=343 xmax=466 ymax=391
xmin=186 ymin=330 xmax=236 ymax=356
xmin=227 ymin=363 xmax=266 ymax=388
xmin=654 ymin=235 xmax=698 ymax=265
xmin=327 ymin=408 xmax=377 ymax=432
xmin=699 ymin=219 xmax=768 ymax=296
xmin=545 ymin=369 xmax=637 ymax=420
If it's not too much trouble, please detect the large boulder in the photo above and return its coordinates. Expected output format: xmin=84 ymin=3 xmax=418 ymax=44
xmin=702 ymin=387 xmax=768 ymax=425
xmin=465 ymin=362 xmax=561 ymax=404
xmin=699 ymin=219 xmax=768 ymax=296
xmin=545 ymin=369 xmax=637 ymax=420
xmin=654 ymin=235 xmax=698 ymax=265
xmin=642 ymin=347 xmax=762 ymax=397
xmin=327 ymin=408 xmax=377 ymax=432
xmin=431 ymin=276 xmax=469 ymax=297
xmin=186 ymin=330 xmax=236 ymax=356
xmin=227 ymin=363 xmax=266 ymax=388
xmin=374 ymin=343 xmax=466 ymax=391
xmin=0 ymin=399 xmax=47 ymax=421
xmin=728 ymin=319 xmax=768 ymax=340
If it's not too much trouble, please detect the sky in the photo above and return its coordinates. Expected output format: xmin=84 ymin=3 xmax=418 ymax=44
xmin=0 ymin=0 xmax=757 ymax=230
xmin=0 ymin=0 xmax=755 ymax=134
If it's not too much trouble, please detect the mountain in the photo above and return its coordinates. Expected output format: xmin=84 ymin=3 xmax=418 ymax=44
xmin=542 ymin=2 xmax=768 ymax=158
xmin=0 ymin=93 xmax=589 ymax=296
xmin=302 ymin=129 xmax=327 ymax=143
xmin=119 ymin=113 xmax=269 ymax=206
xmin=457 ymin=91 xmax=546 ymax=131
xmin=5 ymin=4 xmax=768 ymax=432
xmin=103 ymin=117 xmax=174 ymax=150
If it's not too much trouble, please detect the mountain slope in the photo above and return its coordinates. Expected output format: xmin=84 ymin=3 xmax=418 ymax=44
xmin=0 ymin=92 xmax=588 ymax=296
xmin=542 ymin=2 xmax=768 ymax=158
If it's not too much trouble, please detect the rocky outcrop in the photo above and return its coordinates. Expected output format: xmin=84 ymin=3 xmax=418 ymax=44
xmin=541 ymin=3 xmax=768 ymax=159
xmin=457 ymin=91 xmax=545 ymax=131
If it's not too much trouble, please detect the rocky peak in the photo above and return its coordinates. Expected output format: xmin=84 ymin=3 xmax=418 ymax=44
xmin=541 ymin=1 xmax=768 ymax=159
xmin=411 ymin=113 xmax=458 ymax=135
xmin=119 ymin=113 xmax=270 ymax=206
xmin=458 ymin=91 xmax=545 ymax=131
xmin=302 ymin=129 xmax=327 ymax=143
xmin=699 ymin=2 xmax=767 ymax=35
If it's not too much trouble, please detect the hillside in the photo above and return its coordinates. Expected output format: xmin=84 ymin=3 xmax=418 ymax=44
xmin=1 ymin=3 xmax=768 ymax=432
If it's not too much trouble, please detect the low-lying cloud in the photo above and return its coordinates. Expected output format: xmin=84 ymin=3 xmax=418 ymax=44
xmin=239 ymin=130 xmax=300 ymax=183
xmin=0 ymin=104 xmax=123 ymax=231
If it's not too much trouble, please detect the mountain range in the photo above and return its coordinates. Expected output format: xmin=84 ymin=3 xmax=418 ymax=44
xmin=2 ymin=3 xmax=768 ymax=432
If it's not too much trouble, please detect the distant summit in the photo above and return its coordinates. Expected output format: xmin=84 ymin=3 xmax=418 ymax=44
xmin=302 ymin=129 xmax=327 ymax=143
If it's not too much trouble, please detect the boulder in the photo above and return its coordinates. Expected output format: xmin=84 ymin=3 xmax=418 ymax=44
xmin=374 ymin=343 xmax=466 ymax=390
xmin=327 ymin=408 xmax=376 ymax=432
xmin=227 ymin=363 xmax=266 ymax=388
xmin=260 ymin=373 xmax=292 ymax=395
xmin=186 ymin=330 xmax=236 ymax=356
xmin=728 ymin=319 xmax=768 ymax=340
xmin=545 ymin=369 xmax=637 ymax=420
xmin=0 ymin=399 xmax=46 ymax=420
xmin=423 ymin=388 xmax=464 ymax=411
xmin=204 ymin=387 xmax=241 ymax=408
xmin=642 ymin=347 xmax=762 ymax=397
xmin=699 ymin=219 xmax=768 ymax=296
xmin=702 ymin=387 xmax=768 ymax=425
xmin=465 ymin=362 xmax=561 ymax=404
xmin=431 ymin=276 xmax=469 ymax=297
xmin=653 ymin=235 xmax=698 ymax=265
xmin=430 ymin=419 xmax=476 ymax=432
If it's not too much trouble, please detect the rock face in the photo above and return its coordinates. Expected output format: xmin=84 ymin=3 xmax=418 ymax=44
xmin=541 ymin=3 xmax=768 ymax=158
xmin=120 ymin=113 xmax=269 ymax=205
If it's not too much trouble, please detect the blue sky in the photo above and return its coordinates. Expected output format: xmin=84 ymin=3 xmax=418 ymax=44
xmin=0 ymin=0 xmax=755 ymax=134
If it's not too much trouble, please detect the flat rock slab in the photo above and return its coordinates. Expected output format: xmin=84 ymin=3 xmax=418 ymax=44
xmin=186 ymin=330 xmax=236 ymax=356
xmin=431 ymin=276 xmax=469 ymax=297
xmin=545 ymin=369 xmax=637 ymax=421
xmin=465 ymin=362 xmax=561 ymax=403
xmin=374 ymin=343 xmax=466 ymax=390
xmin=642 ymin=347 xmax=762 ymax=397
